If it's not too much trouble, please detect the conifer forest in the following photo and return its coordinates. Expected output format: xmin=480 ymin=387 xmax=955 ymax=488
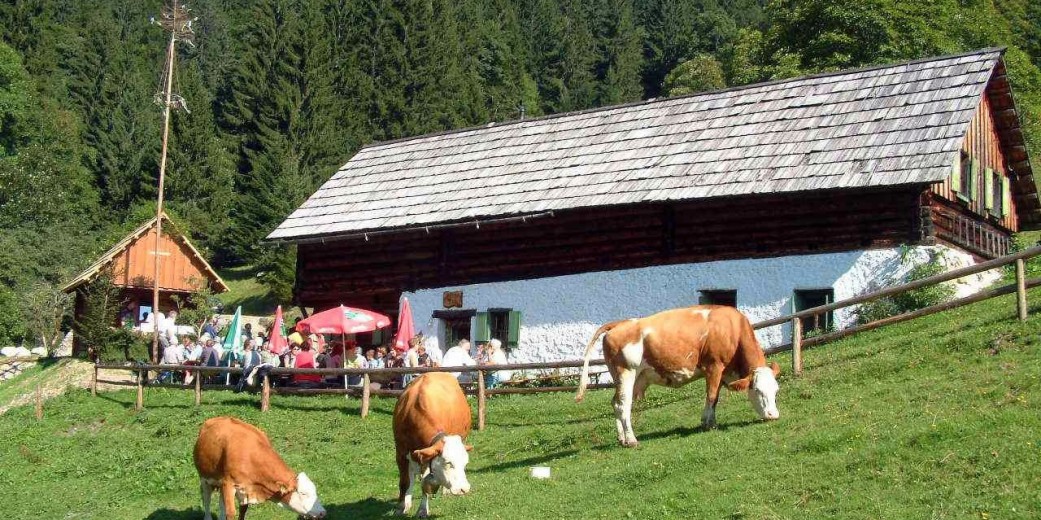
xmin=0 ymin=0 xmax=1039 ymax=345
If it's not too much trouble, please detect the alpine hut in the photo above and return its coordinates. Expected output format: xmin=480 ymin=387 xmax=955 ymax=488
xmin=269 ymin=48 xmax=1039 ymax=361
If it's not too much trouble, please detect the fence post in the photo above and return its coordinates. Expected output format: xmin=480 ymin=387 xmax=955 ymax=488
xmin=194 ymin=369 xmax=201 ymax=406
xmin=1016 ymin=258 xmax=1028 ymax=321
xmin=261 ymin=374 xmax=270 ymax=412
xmin=135 ymin=369 xmax=144 ymax=411
xmin=35 ymin=383 xmax=43 ymax=421
xmin=361 ymin=373 xmax=371 ymax=419
xmin=91 ymin=365 xmax=98 ymax=397
xmin=791 ymin=317 xmax=803 ymax=376
xmin=477 ymin=370 xmax=486 ymax=431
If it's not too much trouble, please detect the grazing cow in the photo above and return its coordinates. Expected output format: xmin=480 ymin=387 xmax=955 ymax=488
xmin=576 ymin=305 xmax=781 ymax=447
xmin=193 ymin=416 xmax=326 ymax=520
xmin=393 ymin=372 xmax=473 ymax=517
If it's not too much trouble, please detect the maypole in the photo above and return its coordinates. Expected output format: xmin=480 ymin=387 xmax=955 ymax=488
xmin=150 ymin=3 xmax=195 ymax=363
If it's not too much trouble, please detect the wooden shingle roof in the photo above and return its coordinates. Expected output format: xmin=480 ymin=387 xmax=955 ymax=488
xmin=269 ymin=47 xmax=1038 ymax=242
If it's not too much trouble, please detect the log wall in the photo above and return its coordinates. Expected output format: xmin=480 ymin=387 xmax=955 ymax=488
xmin=296 ymin=187 xmax=925 ymax=314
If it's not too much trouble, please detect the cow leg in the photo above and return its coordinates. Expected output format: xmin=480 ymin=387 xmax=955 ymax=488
xmin=215 ymin=486 xmax=226 ymax=520
xmin=221 ymin=481 xmax=238 ymax=520
xmin=396 ymin=453 xmax=414 ymax=515
xmin=701 ymin=363 xmax=724 ymax=429
xmin=200 ymin=480 xmax=214 ymax=520
xmin=418 ymin=474 xmax=440 ymax=518
xmin=613 ymin=368 xmax=639 ymax=447
xmin=238 ymin=503 xmax=248 ymax=520
xmin=633 ymin=370 xmax=651 ymax=401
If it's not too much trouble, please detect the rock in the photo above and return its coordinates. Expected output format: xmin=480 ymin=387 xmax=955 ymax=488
xmin=30 ymin=347 xmax=47 ymax=357
xmin=0 ymin=347 xmax=17 ymax=357
xmin=55 ymin=332 xmax=74 ymax=357
xmin=14 ymin=347 xmax=32 ymax=357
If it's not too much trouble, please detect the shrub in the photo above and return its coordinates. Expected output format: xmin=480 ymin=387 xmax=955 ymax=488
xmin=95 ymin=328 xmax=152 ymax=364
xmin=856 ymin=249 xmax=955 ymax=324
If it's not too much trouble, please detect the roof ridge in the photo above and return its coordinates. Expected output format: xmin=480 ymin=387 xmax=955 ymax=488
xmin=358 ymin=47 xmax=1005 ymax=151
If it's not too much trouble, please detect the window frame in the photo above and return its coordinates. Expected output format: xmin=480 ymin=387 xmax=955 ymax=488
xmin=792 ymin=288 xmax=835 ymax=336
xmin=698 ymin=289 xmax=738 ymax=307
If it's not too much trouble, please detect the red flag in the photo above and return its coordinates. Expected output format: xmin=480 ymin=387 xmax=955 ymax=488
xmin=268 ymin=305 xmax=288 ymax=355
xmin=393 ymin=297 xmax=415 ymax=352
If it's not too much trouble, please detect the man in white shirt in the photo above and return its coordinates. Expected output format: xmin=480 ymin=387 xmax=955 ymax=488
xmin=442 ymin=339 xmax=477 ymax=381
xmin=159 ymin=310 xmax=179 ymax=347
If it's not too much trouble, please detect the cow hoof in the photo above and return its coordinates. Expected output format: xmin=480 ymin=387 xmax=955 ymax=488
xmin=700 ymin=422 xmax=717 ymax=431
xmin=417 ymin=509 xmax=430 ymax=519
xmin=621 ymin=438 xmax=639 ymax=448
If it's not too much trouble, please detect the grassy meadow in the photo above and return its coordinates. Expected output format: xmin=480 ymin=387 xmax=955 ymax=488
xmin=2 ymin=289 xmax=1041 ymax=519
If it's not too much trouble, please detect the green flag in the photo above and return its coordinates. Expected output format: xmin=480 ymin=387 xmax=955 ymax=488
xmin=222 ymin=306 xmax=243 ymax=357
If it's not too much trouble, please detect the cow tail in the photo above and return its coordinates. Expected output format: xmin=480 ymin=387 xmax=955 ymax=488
xmin=575 ymin=319 xmax=627 ymax=403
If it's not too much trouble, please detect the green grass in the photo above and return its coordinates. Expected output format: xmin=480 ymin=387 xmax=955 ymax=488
xmin=0 ymin=362 xmax=45 ymax=406
xmin=217 ymin=265 xmax=280 ymax=315
xmin=2 ymin=289 xmax=1041 ymax=519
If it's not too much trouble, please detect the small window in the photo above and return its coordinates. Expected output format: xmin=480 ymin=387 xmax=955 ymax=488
xmin=793 ymin=289 xmax=834 ymax=335
xmin=957 ymin=152 xmax=976 ymax=203
xmin=433 ymin=309 xmax=476 ymax=348
xmin=475 ymin=308 xmax=522 ymax=350
xmin=442 ymin=317 xmax=471 ymax=347
xmin=698 ymin=289 xmax=737 ymax=307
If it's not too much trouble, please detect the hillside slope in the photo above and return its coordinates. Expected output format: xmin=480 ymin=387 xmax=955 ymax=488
xmin=0 ymin=289 xmax=1039 ymax=519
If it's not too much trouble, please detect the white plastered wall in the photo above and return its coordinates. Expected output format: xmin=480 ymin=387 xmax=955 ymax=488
xmin=404 ymin=245 xmax=999 ymax=367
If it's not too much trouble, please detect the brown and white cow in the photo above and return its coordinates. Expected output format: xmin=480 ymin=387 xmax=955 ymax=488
xmin=193 ymin=416 xmax=326 ymax=520
xmin=576 ymin=305 xmax=781 ymax=447
xmin=393 ymin=372 xmax=473 ymax=517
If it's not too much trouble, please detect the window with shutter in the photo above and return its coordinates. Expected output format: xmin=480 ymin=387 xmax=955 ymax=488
xmin=951 ymin=151 xmax=962 ymax=193
xmin=956 ymin=152 xmax=972 ymax=202
xmin=1002 ymin=176 xmax=1012 ymax=217
xmin=507 ymin=310 xmax=522 ymax=349
xmin=474 ymin=312 xmax=490 ymax=343
xmin=969 ymin=158 xmax=979 ymax=201
xmin=984 ymin=168 xmax=994 ymax=211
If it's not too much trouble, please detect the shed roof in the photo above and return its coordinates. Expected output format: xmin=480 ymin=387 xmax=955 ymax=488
xmin=269 ymin=48 xmax=1038 ymax=243
xmin=63 ymin=213 xmax=229 ymax=293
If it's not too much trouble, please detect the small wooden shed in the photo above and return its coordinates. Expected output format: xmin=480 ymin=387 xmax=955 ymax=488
xmin=63 ymin=213 xmax=228 ymax=354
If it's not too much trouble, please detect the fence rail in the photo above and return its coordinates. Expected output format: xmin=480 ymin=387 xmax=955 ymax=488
xmin=90 ymin=244 xmax=1040 ymax=429
xmin=93 ymin=360 xmax=608 ymax=429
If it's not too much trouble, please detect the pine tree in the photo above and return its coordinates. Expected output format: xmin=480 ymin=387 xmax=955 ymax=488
xmin=591 ymin=0 xmax=644 ymax=105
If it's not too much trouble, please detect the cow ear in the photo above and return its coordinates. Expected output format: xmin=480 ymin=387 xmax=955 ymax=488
xmin=464 ymin=444 xmax=473 ymax=452
xmin=411 ymin=445 xmax=441 ymax=465
xmin=769 ymin=362 xmax=781 ymax=378
xmin=727 ymin=377 xmax=751 ymax=392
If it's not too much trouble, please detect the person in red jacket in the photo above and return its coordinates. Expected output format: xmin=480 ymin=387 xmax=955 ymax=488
xmin=292 ymin=342 xmax=323 ymax=387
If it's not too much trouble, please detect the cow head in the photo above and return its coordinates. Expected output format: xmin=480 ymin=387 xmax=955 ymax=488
xmin=411 ymin=435 xmax=473 ymax=495
xmin=727 ymin=362 xmax=780 ymax=421
xmin=280 ymin=472 xmax=326 ymax=519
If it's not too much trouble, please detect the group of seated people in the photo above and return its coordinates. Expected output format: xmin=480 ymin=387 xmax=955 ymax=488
xmin=153 ymin=314 xmax=513 ymax=390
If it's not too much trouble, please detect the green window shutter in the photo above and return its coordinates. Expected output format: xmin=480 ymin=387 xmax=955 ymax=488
xmin=951 ymin=152 xmax=962 ymax=192
xmin=1002 ymin=176 xmax=1012 ymax=217
xmin=969 ymin=158 xmax=979 ymax=201
xmin=474 ymin=312 xmax=490 ymax=342
xmin=984 ymin=168 xmax=994 ymax=210
xmin=507 ymin=310 xmax=522 ymax=349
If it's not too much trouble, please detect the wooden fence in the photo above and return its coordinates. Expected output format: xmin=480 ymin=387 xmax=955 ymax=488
xmin=92 ymin=244 xmax=1041 ymax=428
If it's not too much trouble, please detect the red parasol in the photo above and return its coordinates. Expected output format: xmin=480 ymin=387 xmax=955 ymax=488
xmin=296 ymin=305 xmax=392 ymax=389
xmin=268 ymin=305 xmax=288 ymax=355
xmin=392 ymin=297 xmax=415 ymax=352
xmin=296 ymin=305 xmax=392 ymax=335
